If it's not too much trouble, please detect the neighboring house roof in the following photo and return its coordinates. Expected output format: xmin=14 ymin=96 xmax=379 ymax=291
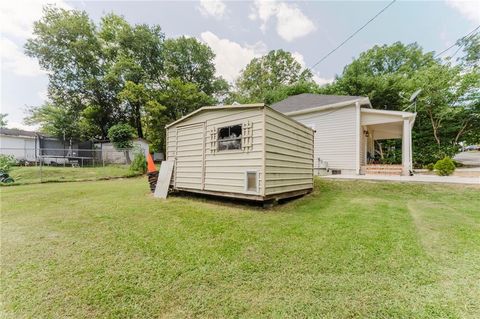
xmin=270 ymin=93 xmax=371 ymax=115
xmin=165 ymin=104 xmax=265 ymax=128
xmin=0 ymin=128 xmax=38 ymax=138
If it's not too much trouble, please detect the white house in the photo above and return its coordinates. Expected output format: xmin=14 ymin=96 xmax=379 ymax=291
xmin=271 ymin=94 xmax=416 ymax=176
xmin=0 ymin=128 xmax=39 ymax=161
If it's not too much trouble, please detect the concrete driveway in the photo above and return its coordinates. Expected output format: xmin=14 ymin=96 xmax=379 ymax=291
xmin=322 ymin=174 xmax=479 ymax=185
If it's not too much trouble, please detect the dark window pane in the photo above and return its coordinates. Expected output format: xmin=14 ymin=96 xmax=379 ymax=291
xmin=217 ymin=124 xmax=242 ymax=151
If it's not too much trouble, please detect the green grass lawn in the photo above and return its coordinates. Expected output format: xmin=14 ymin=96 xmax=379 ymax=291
xmin=1 ymin=178 xmax=479 ymax=318
xmin=5 ymin=165 xmax=138 ymax=185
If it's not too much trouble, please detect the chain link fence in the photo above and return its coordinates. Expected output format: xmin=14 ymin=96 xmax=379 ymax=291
xmin=1 ymin=147 xmax=146 ymax=185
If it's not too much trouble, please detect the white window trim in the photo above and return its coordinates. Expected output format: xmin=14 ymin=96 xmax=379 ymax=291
xmin=244 ymin=170 xmax=259 ymax=194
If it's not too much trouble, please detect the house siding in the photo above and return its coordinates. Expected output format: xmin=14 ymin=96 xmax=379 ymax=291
xmin=264 ymin=108 xmax=314 ymax=196
xmin=0 ymin=135 xmax=37 ymax=161
xmin=289 ymin=104 xmax=357 ymax=172
xmin=166 ymin=107 xmax=265 ymax=196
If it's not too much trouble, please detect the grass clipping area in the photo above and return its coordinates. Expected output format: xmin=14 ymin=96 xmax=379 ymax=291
xmin=1 ymin=178 xmax=480 ymax=318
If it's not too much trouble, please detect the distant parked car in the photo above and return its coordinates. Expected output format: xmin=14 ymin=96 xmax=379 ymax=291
xmin=464 ymin=145 xmax=480 ymax=151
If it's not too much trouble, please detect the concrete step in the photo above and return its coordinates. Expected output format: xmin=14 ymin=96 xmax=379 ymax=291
xmin=363 ymin=165 xmax=403 ymax=176
xmin=364 ymin=170 xmax=402 ymax=176
xmin=363 ymin=165 xmax=403 ymax=169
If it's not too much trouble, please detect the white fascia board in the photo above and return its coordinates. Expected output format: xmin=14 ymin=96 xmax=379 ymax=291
xmin=282 ymin=98 xmax=370 ymax=116
xmin=165 ymin=104 xmax=264 ymax=128
xmin=361 ymin=108 xmax=415 ymax=119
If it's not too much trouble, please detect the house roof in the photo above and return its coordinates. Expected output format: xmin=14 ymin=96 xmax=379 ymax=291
xmin=270 ymin=93 xmax=371 ymax=114
xmin=0 ymin=127 xmax=38 ymax=138
xmin=165 ymin=104 xmax=265 ymax=128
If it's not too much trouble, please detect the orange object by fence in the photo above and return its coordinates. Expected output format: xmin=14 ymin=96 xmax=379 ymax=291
xmin=147 ymin=153 xmax=157 ymax=172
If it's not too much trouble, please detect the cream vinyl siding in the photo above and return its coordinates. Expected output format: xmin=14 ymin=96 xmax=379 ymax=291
xmin=167 ymin=107 xmax=264 ymax=196
xmin=264 ymin=108 xmax=314 ymax=195
xmin=175 ymin=123 xmax=204 ymax=189
xmin=290 ymin=104 xmax=357 ymax=171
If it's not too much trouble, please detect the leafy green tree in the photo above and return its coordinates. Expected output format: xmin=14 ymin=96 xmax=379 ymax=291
xmin=25 ymin=7 xmax=164 ymax=140
xmin=235 ymin=49 xmax=314 ymax=102
xmin=163 ymin=36 xmax=228 ymax=97
xmin=321 ymin=42 xmax=435 ymax=110
xmin=25 ymin=104 xmax=81 ymax=138
xmin=263 ymin=81 xmax=320 ymax=105
xmin=144 ymin=78 xmax=213 ymax=151
xmin=0 ymin=114 xmax=8 ymax=128
xmin=118 ymin=81 xmax=150 ymax=138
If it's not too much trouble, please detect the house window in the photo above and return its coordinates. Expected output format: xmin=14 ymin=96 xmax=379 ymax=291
xmin=217 ymin=125 xmax=242 ymax=151
xmin=246 ymin=171 xmax=258 ymax=192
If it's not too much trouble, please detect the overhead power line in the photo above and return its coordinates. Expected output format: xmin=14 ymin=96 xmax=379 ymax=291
xmin=309 ymin=0 xmax=397 ymax=71
xmin=433 ymin=25 xmax=480 ymax=58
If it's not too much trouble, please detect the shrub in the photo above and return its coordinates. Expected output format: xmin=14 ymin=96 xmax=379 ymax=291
xmin=0 ymin=154 xmax=16 ymax=173
xmin=130 ymin=151 xmax=147 ymax=174
xmin=108 ymin=124 xmax=136 ymax=163
xmin=434 ymin=157 xmax=455 ymax=176
xmin=107 ymin=124 xmax=135 ymax=150
xmin=426 ymin=163 xmax=434 ymax=171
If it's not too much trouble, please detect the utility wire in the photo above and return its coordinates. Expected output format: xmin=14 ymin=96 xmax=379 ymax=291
xmin=433 ymin=25 xmax=480 ymax=58
xmin=309 ymin=0 xmax=397 ymax=71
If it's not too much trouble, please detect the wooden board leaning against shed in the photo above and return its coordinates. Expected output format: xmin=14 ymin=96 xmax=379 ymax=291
xmin=153 ymin=160 xmax=175 ymax=199
xmin=164 ymin=104 xmax=315 ymax=202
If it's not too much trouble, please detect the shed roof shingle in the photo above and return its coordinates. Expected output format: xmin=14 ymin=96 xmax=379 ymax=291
xmin=270 ymin=93 xmax=369 ymax=114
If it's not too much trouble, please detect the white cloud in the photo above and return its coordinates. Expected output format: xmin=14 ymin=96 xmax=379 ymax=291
xmin=312 ymin=74 xmax=334 ymax=86
xmin=199 ymin=31 xmax=267 ymax=82
xmin=0 ymin=37 xmax=45 ymax=77
xmin=0 ymin=0 xmax=71 ymax=39
xmin=292 ymin=51 xmax=333 ymax=86
xmin=7 ymin=121 xmax=39 ymax=131
xmin=445 ymin=0 xmax=480 ymax=24
xmin=249 ymin=0 xmax=316 ymax=41
xmin=198 ymin=0 xmax=227 ymax=19
xmin=0 ymin=1 xmax=70 ymax=76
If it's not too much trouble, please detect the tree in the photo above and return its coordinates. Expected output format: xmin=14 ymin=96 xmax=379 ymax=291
xmin=163 ymin=36 xmax=228 ymax=97
xmin=107 ymin=123 xmax=135 ymax=163
xmin=144 ymin=78 xmax=213 ymax=151
xmin=25 ymin=7 xmax=165 ymax=140
xmin=0 ymin=114 xmax=8 ymax=128
xmin=321 ymin=42 xmax=435 ymax=110
xmin=263 ymin=81 xmax=320 ymax=105
xmin=25 ymin=104 xmax=81 ymax=138
xmin=235 ymin=50 xmax=314 ymax=102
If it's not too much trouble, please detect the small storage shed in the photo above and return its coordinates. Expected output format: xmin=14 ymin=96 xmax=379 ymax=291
xmin=165 ymin=104 xmax=314 ymax=202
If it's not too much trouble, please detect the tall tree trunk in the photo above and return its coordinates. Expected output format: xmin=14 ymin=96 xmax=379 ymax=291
xmin=427 ymin=109 xmax=441 ymax=145
xmin=134 ymin=104 xmax=143 ymax=139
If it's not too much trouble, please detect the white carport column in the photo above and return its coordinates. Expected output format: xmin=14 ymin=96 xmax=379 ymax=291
xmin=402 ymin=118 xmax=411 ymax=176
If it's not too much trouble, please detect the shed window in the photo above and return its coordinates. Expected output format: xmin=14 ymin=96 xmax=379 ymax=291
xmin=218 ymin=125 xmax=242 ymax=151
xmin=246 ymin=171 xmax=258 ymax=192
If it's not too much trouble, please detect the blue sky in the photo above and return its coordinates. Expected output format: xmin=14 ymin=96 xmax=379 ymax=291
xmin=1 ymin=0 xmax=479 ymax=130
